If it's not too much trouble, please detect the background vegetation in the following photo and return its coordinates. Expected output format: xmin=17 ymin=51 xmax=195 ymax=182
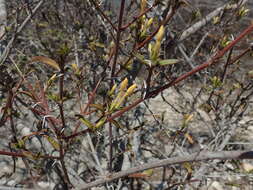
xmin=0 ymin=0 xmax=253 ymax=189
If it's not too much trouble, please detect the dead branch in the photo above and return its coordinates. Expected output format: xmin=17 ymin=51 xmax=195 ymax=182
xmin=77 ymin=150 xmax=253 ymax=190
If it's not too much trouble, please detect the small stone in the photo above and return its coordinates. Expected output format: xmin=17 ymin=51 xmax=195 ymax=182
xmin=242 ymin=162 xmax=253 ymax=172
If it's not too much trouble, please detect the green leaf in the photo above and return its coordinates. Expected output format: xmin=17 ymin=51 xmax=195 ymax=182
xmin=75 ymin=114 xmax=95 ymax=130
xmin=57 ymin=43 xmax=71 ymax=56
xmin=210 ymin=76 xmax=222 ymax=88
xmin=95 ymin=117 xmax=107 ymax=129
xmin=10 ymin=139 xmax=25 ymax=149
xmin=17 ymin=139 xmax=25 ymax=149
xmin=133 ymin=53 xmax=152 ymax=67
xmin=47 ymin=93 xmax=60 ymax=102
xmin=157 ymin=59 xmax=181 ymax=66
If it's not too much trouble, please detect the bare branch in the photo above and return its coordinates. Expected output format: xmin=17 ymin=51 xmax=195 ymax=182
xmin=77 ymin=150 xmax=253 ymax=189
xmin=179 ymin=0 xmax=248 ymax=41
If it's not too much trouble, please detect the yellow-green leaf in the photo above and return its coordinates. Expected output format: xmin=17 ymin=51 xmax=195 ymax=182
xmin=120 ymin=78 xmax=128 ymax=92
xmin=156 ymin=25 xmax=164 ymax=42
xmin=125 ymin=84 xmax=137 ymax=97
xmin=45 ymin=73 xmax=57 ymax=91
xmin=133 ymin=53 xmax=151 ymax=67
xmin=238 ymin=7 xmax=250 ymax=17
xmin=10 ymin=139 xmax=26 ymax=149
xmin=95 ymin=117 xmax=107 ymax=129
xmin=157 ymin=59 xmax=181 ymax=66
xmin=210 ymin=76 xmax=222 ymax=88
xmin=108 ymin=84 xmax=117 ymax=97
xmin=183 ymin=162 xmax=193 ymax=173
xmin=212 ymin=16 xmax=220 ymax=24
xmin=45 ymin=136 xmax=60 ymax=150
xmin=76 ymin=114 xmax=95 ymax=130
xmin=90 ymin=104 xmax=105 ymax=112
xmin=18 ymin=139 xmax=25 ymax=148
xmin=142 ymin=169 xmax=154 ymax=177
xmin=183 ymin=114 xmax=194 ymax=125
xmin=47 ymin=93 xmax=61 ymax=102
xmin=57 ymin=43 xmax=71 ymax=56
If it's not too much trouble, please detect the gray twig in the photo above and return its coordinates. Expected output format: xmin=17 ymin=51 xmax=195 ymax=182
xmin=179 ymin=0 xmax=248 ymax=42
xmin=76 ymin=150 xmax=253 ymax=190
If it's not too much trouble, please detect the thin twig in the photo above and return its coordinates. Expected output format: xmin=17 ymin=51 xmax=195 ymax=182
xmin=0 ymin=150 xmax=60 ymax=159
xmin=120 ymin=2 xmax=158 ymax=30
xmin=89 ymin=0 xmax=117 ymax=32
xmin=190 ymin=32 xmax=209 ymax=59
xmin=0 ymin=0 xmax=45 ymax=65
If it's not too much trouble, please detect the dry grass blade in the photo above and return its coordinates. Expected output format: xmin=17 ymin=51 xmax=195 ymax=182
xmin=30 ymin=56 xmax=60 ymax=71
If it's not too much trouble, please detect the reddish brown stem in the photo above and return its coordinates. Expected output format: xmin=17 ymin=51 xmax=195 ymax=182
xmin=0 ymin=150 xmax=60 ymax=159
xmin=136 ymin=3 xmax=178 ymax=50
xmin=63 ymin=128 xmax=91 ymax=141
xmin=108 ymin=23 xmax=253 ymax=121
xmin=82 ymin=78 xmax=102 ymax=115
xmin=111 ymin=0 xmax=125 ymax=80
xmin=148 ymin=23 xmax=253 ymax=97
xmin=120 ymin=2 xmax=158 ymax=30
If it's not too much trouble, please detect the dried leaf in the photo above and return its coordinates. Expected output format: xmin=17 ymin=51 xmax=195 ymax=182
xmin=22 ymin=150 xmax=37 ymax=160
xmin=184 ymin=133 xmax=195 ymax=145
xmin=18 ymin=90 xmax=35 ymax=100
xmin=90 ymin=104 xmax=105 ymax=112
xmin=31 ymin=56 xmax=60 ymax=71
xmin=184 ymin=114 xmax=194 ymax=124
xmin=199 ymin=103 xmax=213 ymax=113
xmin=128 ymin=169 xmax=153 ymax=178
